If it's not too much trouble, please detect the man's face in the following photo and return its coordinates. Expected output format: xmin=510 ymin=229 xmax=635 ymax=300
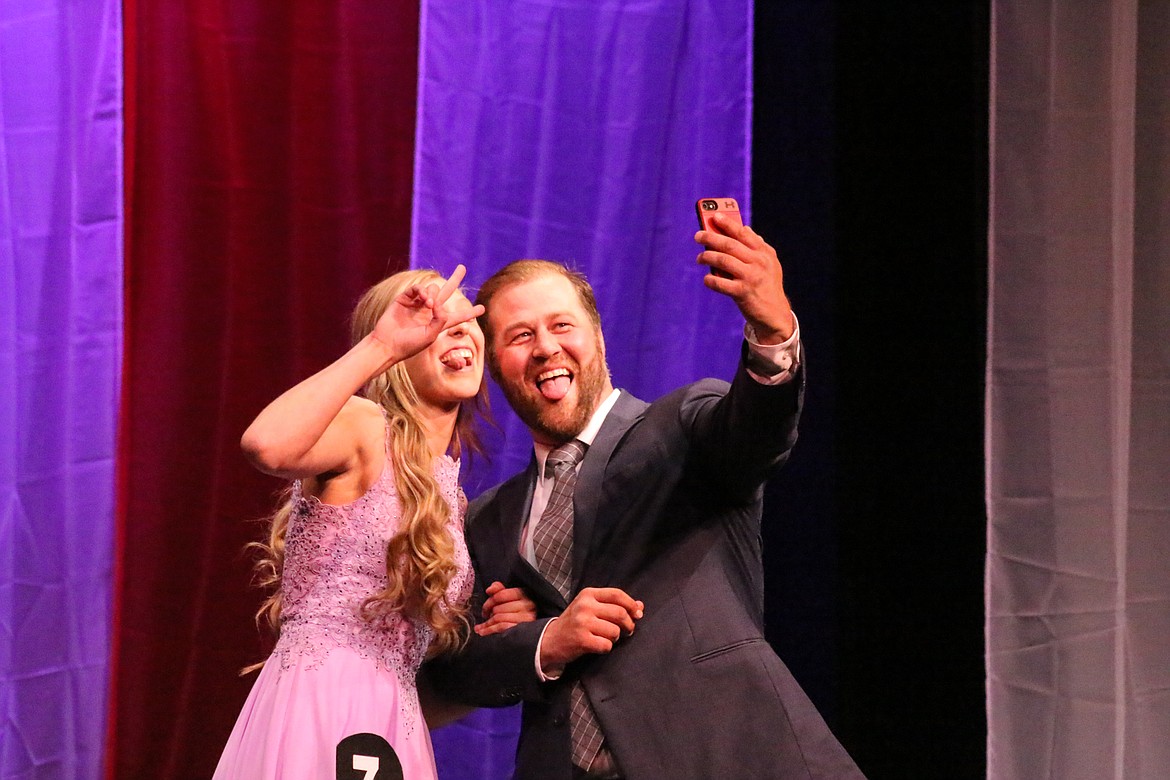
xmin=485 ymin=273 xmax=612 ymax=446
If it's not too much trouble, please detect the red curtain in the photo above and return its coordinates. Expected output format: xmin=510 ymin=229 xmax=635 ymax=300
xmin=111 ymin=3 xmax=419 ymax=777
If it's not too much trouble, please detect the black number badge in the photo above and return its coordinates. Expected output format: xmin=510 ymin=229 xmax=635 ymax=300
xmin=335 ymin=733 xmax=403 ymax=780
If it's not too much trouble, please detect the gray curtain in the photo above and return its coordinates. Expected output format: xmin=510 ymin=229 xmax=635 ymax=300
xmin=987 ymin=2 xmax=1170 ymax=778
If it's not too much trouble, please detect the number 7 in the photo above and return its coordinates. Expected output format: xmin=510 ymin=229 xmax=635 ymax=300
xmin=352 ymin=754 xmax=379 ymax=780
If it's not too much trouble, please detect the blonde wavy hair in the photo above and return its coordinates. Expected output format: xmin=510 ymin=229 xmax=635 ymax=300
xmin=248 ymin=269 xmax=485 ymax=668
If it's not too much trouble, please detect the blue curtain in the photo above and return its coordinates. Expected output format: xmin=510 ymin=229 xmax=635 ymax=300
xmin=0 ymin=2 xmax=123 ymax=778
xmin=411 ymin=1 xmax=752 ymax=777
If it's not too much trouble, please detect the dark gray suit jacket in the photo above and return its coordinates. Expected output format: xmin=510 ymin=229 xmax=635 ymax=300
xmin=429 ymin=354 xmax=864 ymax=779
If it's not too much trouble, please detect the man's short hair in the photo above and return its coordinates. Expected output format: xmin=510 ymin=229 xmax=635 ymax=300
xmin=474 ymin=259 xmax=603 ymax=353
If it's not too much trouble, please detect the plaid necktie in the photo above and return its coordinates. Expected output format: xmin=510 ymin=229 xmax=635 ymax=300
xmin=532 ymin=441 xmax=616 ymax=775
xmin=532 ymin=440 xmax=586 ymax=600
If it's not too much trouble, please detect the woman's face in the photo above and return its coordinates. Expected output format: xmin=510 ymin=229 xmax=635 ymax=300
xmin=402 ymin=290 xmax=485 ymax=412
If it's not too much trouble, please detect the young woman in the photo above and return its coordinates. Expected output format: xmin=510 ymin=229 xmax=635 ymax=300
xmin=214 ymin=266 xmax=530 ymax=780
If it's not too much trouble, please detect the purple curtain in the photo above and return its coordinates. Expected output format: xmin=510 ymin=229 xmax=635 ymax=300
xmin=411 ymin=1 xmax=752 ymax=777
xmin=0 ymin=2 xmax=123 ymax=779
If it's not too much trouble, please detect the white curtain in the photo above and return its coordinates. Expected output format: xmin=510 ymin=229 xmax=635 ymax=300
xmin=987 ymin=2 xmax=1170 ymax=779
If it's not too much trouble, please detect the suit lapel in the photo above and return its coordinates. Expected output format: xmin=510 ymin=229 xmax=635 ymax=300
xmin=571 ymin=391 xmax=647 ymax=589
xmin=493 ymin=458 xmax=536 ymax=556
xmin=491 ymin=456 xmax=569 ymax=608
xmin=491 ymin=391 xmax=648 ymax=604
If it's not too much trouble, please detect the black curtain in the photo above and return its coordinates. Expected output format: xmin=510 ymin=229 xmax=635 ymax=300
xmin=753 ymin=3 xmax=990 ymax=778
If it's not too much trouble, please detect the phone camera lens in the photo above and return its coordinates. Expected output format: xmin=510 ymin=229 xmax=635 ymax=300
xmin=702 ymin=200 xmax=717 ymax=211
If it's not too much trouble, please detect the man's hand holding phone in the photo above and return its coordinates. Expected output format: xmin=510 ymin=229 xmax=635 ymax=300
xmin=694 ymin=197 xmax=794 ymax=344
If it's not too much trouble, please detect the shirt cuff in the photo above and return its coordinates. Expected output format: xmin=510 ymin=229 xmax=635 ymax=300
xmin=744 ymin=312 xmax=802 ymax=385
xmin=534 ymin=617 xmax=562 ymax=681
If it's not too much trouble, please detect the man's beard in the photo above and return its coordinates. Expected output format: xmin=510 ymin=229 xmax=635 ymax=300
xmin=499 ymin=350 xmax=609 ymax=444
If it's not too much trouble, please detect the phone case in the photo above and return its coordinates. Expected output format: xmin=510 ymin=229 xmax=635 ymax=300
xmin=695 ymin=197 xmax=743 ymax=234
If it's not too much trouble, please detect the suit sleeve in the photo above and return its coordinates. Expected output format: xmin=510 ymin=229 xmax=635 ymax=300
xmin=423 ymin=537 xmax=551 ymax=708
xmin=681 ymin=343 xmax=805 ymax=503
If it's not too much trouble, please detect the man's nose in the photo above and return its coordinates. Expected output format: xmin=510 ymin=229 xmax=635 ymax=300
xmin=531 ymin=329 xmax=560 ymax=358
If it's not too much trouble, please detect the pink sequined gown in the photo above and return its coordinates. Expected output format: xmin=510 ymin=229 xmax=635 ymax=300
xmin=213 ymin=448 xmax=473 ymax=780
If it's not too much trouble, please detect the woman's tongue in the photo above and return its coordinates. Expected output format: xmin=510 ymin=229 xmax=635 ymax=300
xmin=538 ymin=374 xmax=572 ymax=401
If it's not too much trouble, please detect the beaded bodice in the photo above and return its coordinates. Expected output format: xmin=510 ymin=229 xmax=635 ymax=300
xmin=272 ymin=449 xmax=472 ymax=695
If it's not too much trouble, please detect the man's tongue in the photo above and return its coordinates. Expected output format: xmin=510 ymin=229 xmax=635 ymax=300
xmin=538 ymin=375 xmax=572 ymax=401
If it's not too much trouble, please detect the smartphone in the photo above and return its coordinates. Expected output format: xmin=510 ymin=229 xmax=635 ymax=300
xmin=696 ymin=198 xmax=742 ymax=278
xmin=695 ymin=197 xmax=743 ymax=234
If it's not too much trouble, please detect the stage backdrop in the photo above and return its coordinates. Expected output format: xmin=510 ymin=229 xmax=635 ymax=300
xmin=111 ymin=2 xmax=420 ymax=778
xmin=411 ymin=1 xmax=754 ymax=776
xmin=987 ymin=1 xmax=1170 ymax=778
xmin=0 ymin=2 xmax=123 ymax=779
xmin=0 ymin=2 xmax=755 ymax=778
xmin=112 ymin=0 xmax=754 ymax=777
xmin=412 ymin=0 xmax=753 ymax=491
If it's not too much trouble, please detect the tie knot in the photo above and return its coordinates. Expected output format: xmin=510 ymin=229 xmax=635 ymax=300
xmin=545 ymin=439 xmax=587 ymax=478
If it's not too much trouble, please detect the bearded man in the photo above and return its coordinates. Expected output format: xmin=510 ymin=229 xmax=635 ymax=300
xmin=427 ymin=215 xmax=864 ymax=780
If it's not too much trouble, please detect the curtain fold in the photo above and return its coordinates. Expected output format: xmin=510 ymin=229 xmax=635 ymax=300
xmin=987 ymin=1 xmax=1170 ymax=777
xmin=0 ymin=2 xmax=124 ymax=779
xmin=412 ymin=2 xmax=753 ymax=777
xmin=112 ymin=3 xmax=419 ymax=776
